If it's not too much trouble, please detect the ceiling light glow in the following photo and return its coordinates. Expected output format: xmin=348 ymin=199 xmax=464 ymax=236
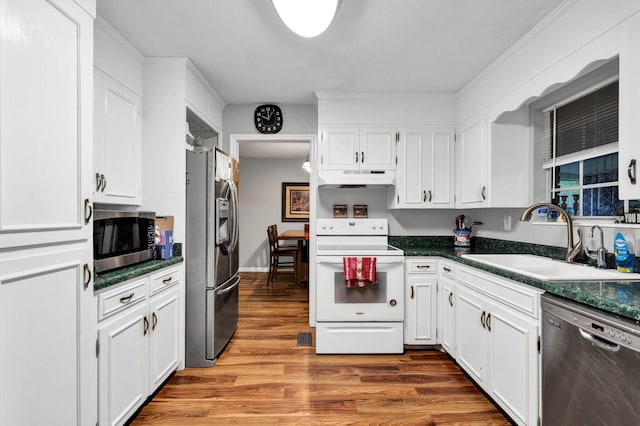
xmin=272 ymin=0 xmax=340 ymax=38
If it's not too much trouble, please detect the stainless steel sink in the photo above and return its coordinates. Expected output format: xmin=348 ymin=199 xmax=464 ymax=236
xmin=461 ymin=254 xmax=640 ymax=281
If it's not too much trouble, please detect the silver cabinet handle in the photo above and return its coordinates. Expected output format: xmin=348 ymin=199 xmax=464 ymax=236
xmin=481 ymin=186 xmax=486 ymax=200
xmin=423 ymin=190 xmax=427 ymax=202
xmin=95 ymin=173 xmax=102 ymax=191
xmin=410 ymin=286 xmax=414 ymax=299
xmin=162 ymin=277 xmax=173 ymax=284
xmin=100 ymin=174 xmax=106 ymax=192
xmin=443 ymin=267 xmax=451 ymax=273
xmin=119 ymin=293 xmax=134 ymax=304
xmin=355 ymin=151 xmax=359 ymax=163
xmin=152 ymin=312 xmax=158 ymax=331
xmin=448 ymin=292 xmax=453 ymax=307
xmin=628 ymin=159 xmax=636 ymax=185
xmin=416 ymin=265 xmax=431 ymax=269
xmin=481 ymin=311 xmax=486 ymax=329
xmin=428 ymin=190 xmax=432 ymax=202
xmin=143 ymin=316 xmax=149 ymax=336
xmin=486 ymin=313 xmax=491 ymax=331
xmin=361 ymin=151 xmax=365 ymax=163
xmin=84 ymin=199 xmax=92 ymax=224
xmin=83 ymin=264 xmax=92 ymax=289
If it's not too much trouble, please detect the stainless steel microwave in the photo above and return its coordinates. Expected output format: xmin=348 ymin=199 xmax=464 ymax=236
xmin=93 ymin=210 xmax=156 ymax=273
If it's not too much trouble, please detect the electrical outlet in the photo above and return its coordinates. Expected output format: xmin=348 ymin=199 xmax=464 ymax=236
xmin=503 ymin=215 xmax=512 ymax=231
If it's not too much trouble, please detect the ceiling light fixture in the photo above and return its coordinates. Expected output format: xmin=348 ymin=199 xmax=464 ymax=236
xmin=272 ymin=0 xmax=341 ymax=38
xmin=302 ymin=155 xmax=311 ymax=173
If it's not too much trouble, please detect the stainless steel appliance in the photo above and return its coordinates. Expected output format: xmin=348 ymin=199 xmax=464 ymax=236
xmin=542 ymin=294 xmax=640 ymax=425
xmin=315 ymin=218 xmax=404 ymax=354
xmin=93 ymin=210 xmax=156 ymax=273
xmin=186 ymin=147 xmax=240 ymax=367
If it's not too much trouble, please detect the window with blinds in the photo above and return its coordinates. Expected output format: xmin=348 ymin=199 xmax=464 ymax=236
xmin=542 ymin=80 xmax=622 ymax=217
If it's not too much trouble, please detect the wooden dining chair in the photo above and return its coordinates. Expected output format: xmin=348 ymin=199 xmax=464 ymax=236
xmin=267 ymin=225 xmax=297 ymax=285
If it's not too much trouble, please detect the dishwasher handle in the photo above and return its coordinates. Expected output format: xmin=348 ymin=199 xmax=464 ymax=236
xmin=579 ymin=328 xmax=620 ymax=352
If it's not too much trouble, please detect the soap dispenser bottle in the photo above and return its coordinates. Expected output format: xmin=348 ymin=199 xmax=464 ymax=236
xmin=613 ymin=229 xmax=636 ymax=272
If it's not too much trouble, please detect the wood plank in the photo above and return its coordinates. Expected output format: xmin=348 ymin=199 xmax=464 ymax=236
xmin=129 ymin=272 xmax=511 ymax=425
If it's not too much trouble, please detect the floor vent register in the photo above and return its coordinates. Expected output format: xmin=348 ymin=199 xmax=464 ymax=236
xmin=297 ymin=332 xmax=313 ymax=347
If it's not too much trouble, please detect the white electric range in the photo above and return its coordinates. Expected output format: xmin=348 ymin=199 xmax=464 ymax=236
xmin=315 ymin=218 xmax=404 ymax=354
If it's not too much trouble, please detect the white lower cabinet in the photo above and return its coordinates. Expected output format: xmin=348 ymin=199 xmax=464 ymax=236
xmin=454 ymin=265 xmax=542 ymax=426
xmin=97 ymin=265 xmax=182 ymax=426
xmin=437 ymin=260 xmax=456 ymax=356
xmin=404 ymin=258 xmax=437 ymax=345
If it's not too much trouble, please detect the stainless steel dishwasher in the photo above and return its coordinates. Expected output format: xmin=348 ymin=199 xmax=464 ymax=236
xmin=541 ymin=294 xmax=640 ymax=425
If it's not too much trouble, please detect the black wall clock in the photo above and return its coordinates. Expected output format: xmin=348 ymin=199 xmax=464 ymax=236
xmin=254 ymin=104 xmax=283 ymax=134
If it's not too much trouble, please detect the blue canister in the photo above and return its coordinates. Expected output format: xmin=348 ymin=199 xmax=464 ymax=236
xmin=453 ymin=228 xmax=471 ymax=247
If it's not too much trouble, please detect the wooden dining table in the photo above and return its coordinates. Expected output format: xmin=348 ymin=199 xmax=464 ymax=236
xmin=278 ymin=229 xmax=309 ymax=285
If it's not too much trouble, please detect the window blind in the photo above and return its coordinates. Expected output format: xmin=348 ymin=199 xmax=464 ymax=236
xmin=549 ymin=81 xmax=618 ymax=159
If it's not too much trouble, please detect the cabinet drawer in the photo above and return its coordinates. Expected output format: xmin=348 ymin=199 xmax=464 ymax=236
xmin=407 ymin=259 xmax=437 ymax=274
xmin=456 ymin=266 xmax=542 ymax=318
xmin=98 ymin=278 xmax=148 ymax=321
xmin=150 ymin=267 xmax=180 ymax=296
xmin=439 ymin=261 xmax=456 ymax=280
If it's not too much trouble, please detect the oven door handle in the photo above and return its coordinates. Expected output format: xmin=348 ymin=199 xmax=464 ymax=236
xmin=316 ymin=256 xmax=404 ymax=265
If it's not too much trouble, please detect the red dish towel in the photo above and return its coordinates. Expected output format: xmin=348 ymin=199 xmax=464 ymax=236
xmin=343 ymin=257 xmax=377 ymax=288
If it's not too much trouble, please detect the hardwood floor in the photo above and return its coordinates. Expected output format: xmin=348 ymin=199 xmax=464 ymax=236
xmin=131 ymin=272 xmax=511 ymax=425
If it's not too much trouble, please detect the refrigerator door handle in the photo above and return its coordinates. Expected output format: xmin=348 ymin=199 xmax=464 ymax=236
xmin=228 ymin=180 xmax=240 ymax=253
xmin=217 ymin=274 xmax=240 ymax=295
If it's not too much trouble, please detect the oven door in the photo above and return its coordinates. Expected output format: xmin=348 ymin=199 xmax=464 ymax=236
xmin=316 ymin=256 xmax=404 ymax=322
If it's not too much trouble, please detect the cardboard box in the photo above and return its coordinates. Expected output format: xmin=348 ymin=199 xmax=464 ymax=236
xmin=156 ymin=215 xmax=174 ymax=232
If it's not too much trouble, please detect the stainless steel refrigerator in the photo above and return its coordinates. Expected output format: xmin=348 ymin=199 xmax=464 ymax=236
xmin=186 ymin=147 xmax=240 ymax=367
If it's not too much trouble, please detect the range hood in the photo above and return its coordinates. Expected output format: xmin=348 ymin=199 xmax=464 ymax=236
xmin=318 ymin=169 xmax=395 ymax=187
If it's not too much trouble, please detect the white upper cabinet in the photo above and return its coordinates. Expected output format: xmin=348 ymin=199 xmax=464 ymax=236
xmin=359 ymin=127 xmax=397 ymax=171
xmin=319 ymin=127 xmax=396 ymax=172
xmin=0 ymin=0 xmax=94 ymax=249
xmin=319 ymin=127 xmax=360 ymax=170
xmin=93 ymin=18 xmax=143 ymax=205
xmin=391 ymin=127 xmax=454 ymax=209
xmin=457 ymin=115 xmax=488 ymax=208
xmin=619 ymin=12 xmax=640 ymax=199
xmin=185 ymin=62 xmax=224 ymax=133
xmin=94 ymin=68 xmax=142 ymax=205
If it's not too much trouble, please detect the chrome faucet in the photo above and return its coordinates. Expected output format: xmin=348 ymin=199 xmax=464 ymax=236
xmin=520 ymin=203 xmax=582 ymax=263
xmin=584 ymin=225 xmax=607 ymax=269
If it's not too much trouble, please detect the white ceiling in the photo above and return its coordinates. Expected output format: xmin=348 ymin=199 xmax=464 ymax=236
xmin=96 ymin=0 xmax=564 ymax=105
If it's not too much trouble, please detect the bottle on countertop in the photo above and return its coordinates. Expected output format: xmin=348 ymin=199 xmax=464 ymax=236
xmin=613 ymin=229 xmax=636 ymax=273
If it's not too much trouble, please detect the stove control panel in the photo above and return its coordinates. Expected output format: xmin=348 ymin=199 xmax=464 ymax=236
xmin=317 ymin=218 xmax=388 ymax=235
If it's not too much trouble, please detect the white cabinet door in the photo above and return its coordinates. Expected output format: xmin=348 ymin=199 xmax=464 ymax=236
xmin=455 ymin=285 xmax=487 ymax=386
xmin=619 ymin=12 xmax=640 ymax=199
xmin=359 ymin=127 xmax=396 ymax=171
xmin=0 ymin=247 xmax=95 ymax=426
xmin=98 ymin=303 xmax=149 ymax=426
xmin=148 ymin=288 xmax=181 ymax=393
xmin=393 ymin=128 xmax=454 ymax=209
xmin=319 ymin=127 xmax=359 ymax=170
xmin=94 ymin=68 xmax=142 ymax=205
xmin=430 ymin=129 xmax=455 ymax=208
xmin=486 ymin=301 xmax=539 ymax=426
xmin=395 ymin=129 xmax=429 ymax=207
xmin=438 ymin=274 xmax=456 ymax=356
xmin=0 ymin=0 xmax=93 ymax=249
xmin=404 ymin=277 xmax=437 ymax=345
xmin=458 ymin=115 xmax=488 ymax=208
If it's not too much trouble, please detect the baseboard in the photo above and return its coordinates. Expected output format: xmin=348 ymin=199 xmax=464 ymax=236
xmin=239 ymin=266 xmax=269 ymax=273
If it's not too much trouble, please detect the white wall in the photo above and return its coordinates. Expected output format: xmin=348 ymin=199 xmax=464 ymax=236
xmin=222 ymin=103 xmax=318 ymax=153
xmin=239 ymin=157 xmax=310 ymax=270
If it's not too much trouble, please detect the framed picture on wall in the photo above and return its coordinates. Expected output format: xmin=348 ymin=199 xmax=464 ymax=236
xmin=281 ymin=182 xmax=310 ymax=222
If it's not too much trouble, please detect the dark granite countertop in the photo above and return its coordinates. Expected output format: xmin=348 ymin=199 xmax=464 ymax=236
xmin=94 ymin=257 xmax=184 ymax=292
xmin=390 ymin=236 xmax=640 ymax=322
